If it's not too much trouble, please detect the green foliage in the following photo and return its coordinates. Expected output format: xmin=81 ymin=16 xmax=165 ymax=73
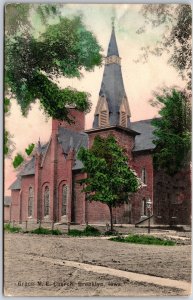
xmin=5 ymin=4 xmax=61 ymax=35
xmin=32 ymin=73 xmax=91 ymax=121
xmin=110 ymin=234 xmax=176 ymax=246
xmin=25 ymin=143 xmax=35 ymax=156
xmin=152 ymin=89 xmax=191 ymax=175
xmin=4 ymin=130 xmax=15 ymax=158
xmin=104 ymin=230 xmax=118 ymax=236
xmin=12 ymin=153 xmax=24 ymax=168
xmin=68 ymin=225 xmax=101 ymax=237
xmin=138 ymin=4 xmax=191 ymax=89
xmin=5 ymin=16 xmax=102 ymax=119
xmin=4 ymin=223 xmax=22 ymax=233
xmin=4 ymin=98 xmax=11 ymax=113
xmin=4 ymin=130 xmax=9 ymax=156
xmin=78 ymin=135 xmax=140 ymax=207
xmin=5 ymin=4 xmax=31 ymax=35
xmin=30 ymin=227 xmax=62 ymax=235
xmin=4 ymin=98 xmax=15 ymax=158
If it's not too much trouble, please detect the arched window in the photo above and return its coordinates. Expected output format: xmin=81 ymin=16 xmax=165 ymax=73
xmin=62 ymin=185 xmax=68 ymax=216
xmin=44 ymin=186 xmax=50 ymax=216
xmin=100 ymin=110 xmax=108 ymax=127
xmin=119 ymin=102 xmax=128 ymax=127
xmin=120 ymin=111 xmax=127 ymax=127
xmin=141 ymin=168 xmax=147 ymax=184
xmin=28 ymin=187 xmax=33 ymax=217
xmin=99 ymin=97 xmax=109 ymax=127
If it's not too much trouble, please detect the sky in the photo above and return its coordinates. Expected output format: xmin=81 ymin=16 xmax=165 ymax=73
xmin=4 ymin=4 xmax=186 ymax=195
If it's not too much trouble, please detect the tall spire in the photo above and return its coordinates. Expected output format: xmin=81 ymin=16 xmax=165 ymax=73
xmin=107 ymin=19 xmax=119 ymax=57
xmin=93 ymin=22 xmax=131 ymax=129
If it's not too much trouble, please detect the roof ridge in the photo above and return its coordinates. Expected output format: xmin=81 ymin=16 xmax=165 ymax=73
xmin=131 ymin=117 xmax=159 ymax=124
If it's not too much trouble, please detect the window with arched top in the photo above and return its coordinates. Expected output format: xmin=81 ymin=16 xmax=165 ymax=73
xmin=99 ymin=98 xmax=109 ymax=127
xmin=28 ymin=187 xmax=33 ymax=217
xmin=44 ymin=186 xmax=50 ymax=216
xmin=141 ymin=168 xmax=147 ymax=184
xmin=120 ymin=111 xmax=127 ymax=127
xmin=119 ymin=102 xmax=128 ymax=127
xmin=100 ymin=110 xmax=108 ymax=127
xmin=62 ymin=185 xmax=68 ymax=216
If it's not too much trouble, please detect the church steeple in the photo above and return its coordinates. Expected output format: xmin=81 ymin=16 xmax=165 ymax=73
xmin=107 ymin=23 xmax=119 ymax=57
xmin=93 ymin=22 xmax=131 ymax=129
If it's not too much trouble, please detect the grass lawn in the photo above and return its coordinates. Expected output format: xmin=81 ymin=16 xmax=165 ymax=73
xmin=68 ymin=225 xmax=101 ymax=237
xmin=110 ymin=234 xmax=176 ymax=246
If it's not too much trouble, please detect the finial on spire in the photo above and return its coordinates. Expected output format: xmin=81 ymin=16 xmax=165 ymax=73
xmin=37 ymin=137 xmax=41 ymax=154
xmin=111 ymin=16 xmax=115 ymax=28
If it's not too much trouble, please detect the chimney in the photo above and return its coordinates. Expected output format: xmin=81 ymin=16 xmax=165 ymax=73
xmin=52 ymin=108 xmax=85 ymax=133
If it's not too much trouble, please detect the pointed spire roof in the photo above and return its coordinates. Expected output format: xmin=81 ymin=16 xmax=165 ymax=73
xmin=93 ymin=22 xmax=131 ymax=129
xmin=107 ymin=26 xmax=119 ymax=57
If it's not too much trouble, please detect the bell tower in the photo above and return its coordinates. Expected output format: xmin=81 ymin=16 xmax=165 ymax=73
xmin=93 ymin=22 xmax=131 ymax=129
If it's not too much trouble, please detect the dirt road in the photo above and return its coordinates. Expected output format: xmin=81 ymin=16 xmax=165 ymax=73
xmin=4 ymin=232 xmax=191 ymax=296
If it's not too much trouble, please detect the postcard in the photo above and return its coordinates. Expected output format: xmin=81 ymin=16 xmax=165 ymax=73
xmin=4 ymin=3 xmax=191 ymax=297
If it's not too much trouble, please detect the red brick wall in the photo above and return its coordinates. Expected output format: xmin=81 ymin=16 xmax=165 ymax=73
xmin=153 ymin=167 xmax=191 ymax=225
xmin=20 ymin=176 xmax=35 ymax=222
xmin=52 ymin=109 xmax=85 ymax=133
xmin=112 ymin=204 xmax=132 ymax=224
xmin=39 ymin=133 xmax=74 ymax=222
xmin=72 ymin=172 xmax=86 ymax=224
xmin=4 ymin=206 xmax=11 ymax=222
xmin=88 ymin=129 xmax=135 ymax=161
xmin=87 ymin=201 xmax=110 ymax=224
xmin=11 ymin=190 xmax=20 ymax=222
xmin=131 ymin=153 xmax=154 ymax=224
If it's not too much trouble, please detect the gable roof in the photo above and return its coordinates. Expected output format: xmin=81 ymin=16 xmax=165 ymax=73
xmin=58 ymin=127 xmax=88 ymax=170
xmin=9 ymin=176 xmax=21 ymax=190
xmin=131 ymin=119 xmax=156 ymax=152
xmin=20 ymin=156 xmax=35 ymax=176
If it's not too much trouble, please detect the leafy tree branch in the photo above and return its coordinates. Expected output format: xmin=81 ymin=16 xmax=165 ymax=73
xmin=137 ymin=4 xmax=191 ymax=89
xmin=152 ymin=89 xmax=191 ymax=175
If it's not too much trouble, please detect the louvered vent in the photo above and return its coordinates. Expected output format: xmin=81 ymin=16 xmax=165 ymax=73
xmin=100 ymin=110 xmax=108 ymax=127
xmin=120 ymin=111 xmax=127 ymax=127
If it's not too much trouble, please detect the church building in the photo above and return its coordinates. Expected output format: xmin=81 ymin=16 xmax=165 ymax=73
xmin=9 ymin=25 xmax=191 ymax=226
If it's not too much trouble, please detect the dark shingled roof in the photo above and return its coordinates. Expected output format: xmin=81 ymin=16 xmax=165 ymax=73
xmin=93 ymin=27 xmax=129 ymax=128
xmin=4 ymin=196 xmax=11 ymax=206
xmin=58 ymin=127 xmax=88 ymax=170
xmin=131 ymin=119 xmax=156 ymax=152
xmin=19 ymin=143 xmax=49 ymax=176
xmin=9 ymin=176 xmax=21 ymax=190
xmin=20 ymin=156 xmax=35 ymax=176
xmin=9 ymin=143 xmax=49 ymax=190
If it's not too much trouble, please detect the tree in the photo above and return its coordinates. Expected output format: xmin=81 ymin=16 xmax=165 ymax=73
xmin=5 ymin=5 xmax=102 ymax=157
xmin=151 ymin=89 xmax=191 ymax=175
xmin=138 ymin=4 xmax=191 ymax=90
xmin=5 ymin=15 xmax=102 ymax=121
xmin=4 ymin=98 xmax=15 ymax=157
xmin=77 ymin=135 xmax=141 ymax=231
